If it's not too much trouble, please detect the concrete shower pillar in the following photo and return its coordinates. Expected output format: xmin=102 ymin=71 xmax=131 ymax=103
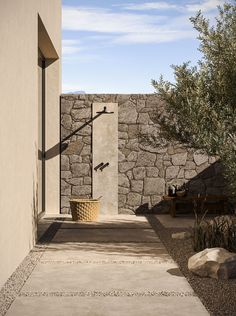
xmin=92 ymin=103 xmax=118 ymax=215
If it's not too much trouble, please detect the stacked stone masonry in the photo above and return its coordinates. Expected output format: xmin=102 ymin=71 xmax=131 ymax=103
xmin=61 ymin=94 xmax=225 ymax=214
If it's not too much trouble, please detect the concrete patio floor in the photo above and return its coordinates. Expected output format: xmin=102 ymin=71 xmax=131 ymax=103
xmin=5 ymin=215 xmax=209 ymax=316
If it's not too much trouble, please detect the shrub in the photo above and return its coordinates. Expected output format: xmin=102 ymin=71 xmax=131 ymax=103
xmin=193 ymin=201 xmax=236 ymax=252
xmin=152 ymin=3 xmax=236 ymax=198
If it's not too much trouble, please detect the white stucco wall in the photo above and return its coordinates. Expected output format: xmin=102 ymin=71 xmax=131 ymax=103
xmin=0 ymin=0 xmax=61 ymax=288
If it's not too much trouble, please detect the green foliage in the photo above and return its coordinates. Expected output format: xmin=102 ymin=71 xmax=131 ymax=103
xmin=192 ymin=201 xmax=236 ymax=252
xmin=152 ymin=2 xmax=236 ymax=197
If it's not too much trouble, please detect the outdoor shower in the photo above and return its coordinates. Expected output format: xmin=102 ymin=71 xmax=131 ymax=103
xmin=94 ymin=162 xmax=110 ymax=172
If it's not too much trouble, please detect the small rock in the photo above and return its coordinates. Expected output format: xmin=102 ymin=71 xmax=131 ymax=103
xmin=61 ymin=114 xmax=72 ymax=130
xmin=151 ymin=195 xmax=162 ymax=206
xmin=172 ymin=232 xmax=192 ymax=240
xmin=146 ymin=167 xmax=159 ymax=177
xmin=119 ymin=101 xmax=138 ymax=123
xmin=193 ymin=150 xmax=208 ymax=166
xmin=128 ymin=125 xmax=139 ymax=138
xmin=119 ymin=208 xmax=134 ymax=215
xmin=118 ymin=186 xmax=129 ymax=195
xmin=119 ymin=162 xmax=135 ymax=173
xmin=71 ymin=108 xmax=91 ymax=120
xmin=131 ymin=180 xmax=143 ymax=193
xmin=119 ymin=173 xmax=130 ymax=188
xmin=171 ymin=153 xmax=187 ymax=166
xmin=137 ymin=113 xmax=150 ymax=124
xmin=71 ymin=163 xmax=90 ymax=177
xmin=61 ymin=155 xmax=70 ymax=171
xmin=127 ymin=192 xmax=142 ymax=206
xmin=72 ymin=185 xmax=91 ymax=196
xmin=61 ymin=180 xmax=71 ymax=195
xmin=119 ymin=124 xmax=128 ymax=132
xmin=188 ymin=247 xmax=236 ymax=280
xmin=166 ymin=166 xmax=179 ymax=179
xmin=185 ymin=169 xmax=197 ymax=179
xmin=127 ymin=151 xmax=138 ymax=162
xmin=118 ymin=150 xmax=126 ymax=162
xmin=61 ymin=100 xmax=73 ymax=114
xmin=133 ymin=167 xmax=146 ymax=180
xmin=143 ymin=178 xmax=165 ymax=195
xmin=118 ymin=194 xmax=126 ymax=207
xmin=136 ymin=152 xmax=156 ymax=167
xmin=64 ymin=142 xmax=84 ymax=155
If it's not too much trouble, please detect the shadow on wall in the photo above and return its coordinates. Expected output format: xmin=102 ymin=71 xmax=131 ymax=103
xmin=39 ymin=105 xmax=110 ymax=161
xmin=135 ymin=161 xmax=230 ymax=215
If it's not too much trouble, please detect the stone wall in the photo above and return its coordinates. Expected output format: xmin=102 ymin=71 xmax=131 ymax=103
xmin=61 ymin=94 xmax=93 ymax=213
xmin=61 ymin=94 xmax=225 ymax=214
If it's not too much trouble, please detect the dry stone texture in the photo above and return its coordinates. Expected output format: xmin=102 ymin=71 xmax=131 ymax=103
xmin=61 ymin=94 xmax=225 ymax=214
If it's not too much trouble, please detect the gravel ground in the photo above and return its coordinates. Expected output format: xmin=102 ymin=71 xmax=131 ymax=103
xmin=0 ymin=220 xmax=63 ymax=316
xmin=146 ymin=215 xmax=236 ymax=316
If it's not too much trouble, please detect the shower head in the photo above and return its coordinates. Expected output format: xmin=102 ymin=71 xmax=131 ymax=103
xmin=96 ymin=106 xmax=114 ymax=114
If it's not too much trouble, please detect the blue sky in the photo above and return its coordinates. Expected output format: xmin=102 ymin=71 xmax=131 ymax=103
xmin=62 ymin=0 xmax=225 ymax=93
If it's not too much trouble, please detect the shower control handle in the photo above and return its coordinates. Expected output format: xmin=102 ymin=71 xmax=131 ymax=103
xmin=100 ymin=162 xmax=109 ymax=171
xmin=94 ymin=162 xmax=104 ymax=171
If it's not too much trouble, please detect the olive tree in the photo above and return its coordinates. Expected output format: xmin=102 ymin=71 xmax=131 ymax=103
xmin=152 ymin=2 xmax=236 ymax=197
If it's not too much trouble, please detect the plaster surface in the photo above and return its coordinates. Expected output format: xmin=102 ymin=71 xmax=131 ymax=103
xmin=4 ymin=215 xmax=209 ymax=316
xmin=22 ymin=261 xmax=191 ymax=293
xmin=6 ymin=296 xmax=209 ymax=316
xmin=92 ymin=103 xmax=118 ymax=214
xmin=0 ymin=0 xmax=61 ymax=288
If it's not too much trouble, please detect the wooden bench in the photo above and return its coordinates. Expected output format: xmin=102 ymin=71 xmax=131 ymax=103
xmin=162 ymin=195 xmax=228 ymax=217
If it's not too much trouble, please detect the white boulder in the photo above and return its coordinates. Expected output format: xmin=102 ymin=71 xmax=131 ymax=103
xmin=188 ymin=247 xmax=236 ymax=279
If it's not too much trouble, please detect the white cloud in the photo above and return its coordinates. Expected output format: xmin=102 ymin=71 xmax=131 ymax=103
xmin=120 ymin=0 xmax=224 ymax=13
xmin=123 ymin=2 xmax=178 ymax=11
xmin=62 ymin=6 xmax=166 ymax=34
xmin=62 ymin=1 xmax=222 ymax=46
xmin=186 ymin=0 xmax=225 ymax=13
xmin=114 ymin=29 xmax=195 ymax=44
xmin=62 ymin=39 xmax=82 ymax=55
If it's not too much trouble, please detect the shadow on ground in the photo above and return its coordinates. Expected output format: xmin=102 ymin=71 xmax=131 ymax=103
xmin=36 ymin=216 xmax=170 ymax=260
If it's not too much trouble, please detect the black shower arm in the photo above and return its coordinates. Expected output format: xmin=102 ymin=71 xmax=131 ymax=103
xmin=61 ymin=107 xmax=113 ymax=143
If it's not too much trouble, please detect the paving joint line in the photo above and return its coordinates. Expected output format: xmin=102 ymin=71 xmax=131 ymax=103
xmin=39 ymin=259 xmax=174 ymax=264
xmin=51 ymin=240 xmax=161 ymax=243
xmin=19 ymin=290 xmax=196 ymax=297
xmin=59 ymin=227 xmax=153 ymax=230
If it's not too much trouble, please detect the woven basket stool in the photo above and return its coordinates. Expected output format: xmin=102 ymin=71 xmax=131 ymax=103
xmin=70 ymin=199 xmax=100 ymax=222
